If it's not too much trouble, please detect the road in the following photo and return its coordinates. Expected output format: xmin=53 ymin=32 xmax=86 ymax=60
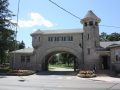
xmin=0 ymin=68 xmax=120 ymax=90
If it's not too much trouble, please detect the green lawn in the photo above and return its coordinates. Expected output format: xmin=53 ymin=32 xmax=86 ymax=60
xmin=49 ymin=64 xmax=74 ymax=69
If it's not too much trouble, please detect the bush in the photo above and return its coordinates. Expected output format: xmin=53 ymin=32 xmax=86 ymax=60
xmin=7 ymin=70 xmax=35 ymax=76
xmin=78 ymin=70 xmax=96 ymax=78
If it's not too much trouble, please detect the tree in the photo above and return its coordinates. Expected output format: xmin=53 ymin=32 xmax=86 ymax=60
xmin=99 ymin=32 xmax=120 ymax=41
xmin=61 ymin=53 xmax=76 ymax=66
xmin=0 ymin=0 xmax=15 ymax=27
xmin=107 ymin=32 xmax=120 ymax=41
xmin=19 ymin=40 xmax=25 ymax=49
xmin=49 ymin=55 xmax=57 ymax=64
xmin=0 ymin=0 xmax=15 ymax=64
xmin=0 ymin=28 xmax=15 ymax=63
xmin=99 ymin=32 xmax=109 ymax=41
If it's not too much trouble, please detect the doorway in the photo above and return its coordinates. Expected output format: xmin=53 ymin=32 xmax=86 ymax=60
xmin=102 ymin=56 xmax=108 ymax=69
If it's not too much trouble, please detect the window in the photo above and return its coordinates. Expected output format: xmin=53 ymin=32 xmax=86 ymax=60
xmin=55 ymin=37 xmax=57 ymax=41
xmin=64 ymin=37 xmax=66 ymax=41
xmin=51 ymin=37 xmax=53 ymax=41
xmin=48 ymin=37 xmax=53 ymax=42
xmin=21 ymin=56 xmax=25 ymax=62
xmin=26 ymin=56 xmax=30 ymax=62
xmin=88 ymin=34 xmax=89 ymax=39
xmin=68 ymin=36 xmax=71 ymax=41
xmin=95 ymin=41 xmax=97 ymax=47
xmin=57 ymin=37 xmax=59 ymax=41
xmin=88 ymin=48 xmax=90 ymax=54
xmin=79 ymin=43 xmax=82 ymax=47
xmin=84 ymin=22 xmax=87 ymax=27
xmin=115 ymin=51 xmax=120 ymax=61
xmin=48 ymin=37 xmax=50 ymax=41
xmin=39 ymin=37 xmax=40 ymax=41
xmin=68 ymin=36 xmax=73 ymax=41
xmin=89 ymin=21 xmax=93 ymax=26
xmin=62 ymin=37 xmax=64 ymax=41
xmin=95 ymin=22 xmax=98 ymax=26
xmin=71 ymin=36 xmax=73 ymax=41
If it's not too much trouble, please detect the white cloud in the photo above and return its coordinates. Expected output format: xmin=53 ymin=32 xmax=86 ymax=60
xmin=13 ymin=13 xmax=53 ymax=28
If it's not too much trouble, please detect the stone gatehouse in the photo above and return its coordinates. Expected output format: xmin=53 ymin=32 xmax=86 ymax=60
xmin=9 ymin=10 xmax=120 ymax=71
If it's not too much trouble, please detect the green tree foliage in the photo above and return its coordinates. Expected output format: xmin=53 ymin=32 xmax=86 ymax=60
xmin=0 ymin=0 xmax=15 ymax=27
xmin=99 ymin=32 xmax=109 ymax=41
xmin=19 ymin=40 xmax=25 ymax=49
xmin=61 ymin=53 xmax=76 ymax=66
xmin=107 ymin=32 xmax=120 ymax=41
xmin=0 ymin=28 xmax=15 ymax=63
xmin=100 ymin=32 xmax=120 ymax=41
xmin=49 ymin=55 xmax=57 ymax=64
xmin=0 ymin=0 xmax=15 ymax=64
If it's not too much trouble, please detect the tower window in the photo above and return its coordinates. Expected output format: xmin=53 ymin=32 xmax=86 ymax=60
xmin=84 ymin=22 xmax=87 ymax=27
xmin=88 ymin=34 xmax=89 ymax=39
xmin=62 ymin=37 xmax=64 ymax=41
xmin=95 ymin=41 xmax=97 ymax=47
xmin=89 ymin=21 xmax=93 ymax=26
xmin=88 ymin=48 xmax=90 ymax=54
xmin=95 ymin=22 xmax=98 ymax=26
xmin=39 ymin=37 xmax=40 ymax=41
xmin=79 ymin=43 xmax=82 ymax=47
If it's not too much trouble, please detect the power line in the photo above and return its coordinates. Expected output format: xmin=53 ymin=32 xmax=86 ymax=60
xmin=49 ymin=0 xmax=120 ymax=28
xmin=49 ymin=0 xmax=81 ymax=20
xmin=99 ymin=25 xmax=120 ymax=28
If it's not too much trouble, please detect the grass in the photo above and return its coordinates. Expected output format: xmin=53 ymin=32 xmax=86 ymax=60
xmin=49 ymin=64 xmax=75 ymax=69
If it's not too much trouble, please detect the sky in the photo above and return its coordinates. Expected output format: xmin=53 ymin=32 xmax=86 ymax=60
xmin=8 ymin=0 xmax=120 ymax=48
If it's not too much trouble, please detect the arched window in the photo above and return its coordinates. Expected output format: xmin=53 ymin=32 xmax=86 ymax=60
xmin=89 ymin=21 xmax=93 ymax=26
xmin=95 ymin=22 xmax=98 ymax=26
xmin=84 ymin=22 xmax=87 ymax=27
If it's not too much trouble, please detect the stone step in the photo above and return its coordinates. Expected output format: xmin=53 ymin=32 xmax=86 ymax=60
xmin=96 ymin=70 xmax=116 ymax=77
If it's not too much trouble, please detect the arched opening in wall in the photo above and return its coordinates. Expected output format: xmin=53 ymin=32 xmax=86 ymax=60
xmin=42 ymin=51 xmax=79 ymax=72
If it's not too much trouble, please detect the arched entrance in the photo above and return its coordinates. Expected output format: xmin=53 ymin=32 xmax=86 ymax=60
xmin=37 ymin=47 xmax=82 ymax=71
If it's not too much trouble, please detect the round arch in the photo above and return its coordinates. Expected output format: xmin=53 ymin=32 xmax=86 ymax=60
xmin=37 ymin=47 xmax=82 ymax=71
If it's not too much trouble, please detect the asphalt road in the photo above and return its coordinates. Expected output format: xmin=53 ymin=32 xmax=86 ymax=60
xmin=0 ymin=69 xmax=120 ymax=90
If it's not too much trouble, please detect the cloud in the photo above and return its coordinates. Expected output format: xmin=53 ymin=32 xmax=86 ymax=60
xmin=13 ymin=13 xmax=53 ymax=28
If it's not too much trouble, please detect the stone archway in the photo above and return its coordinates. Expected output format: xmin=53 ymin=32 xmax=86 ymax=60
xmin=37 ymin=47 xmax=82 ymax=71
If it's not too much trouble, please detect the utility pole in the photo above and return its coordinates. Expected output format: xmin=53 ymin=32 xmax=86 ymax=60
xmin=13 ymin=0 xmax=20 ymax=69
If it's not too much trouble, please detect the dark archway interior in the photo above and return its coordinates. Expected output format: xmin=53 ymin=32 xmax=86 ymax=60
xmin=42 ymin=51 xmax=79 ymax=72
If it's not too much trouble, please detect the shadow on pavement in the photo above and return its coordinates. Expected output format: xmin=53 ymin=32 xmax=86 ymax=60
xmin=19 ymin=80 xmax=25 ymax=82
xmin=0 ymin=75 xmax=7 ymax=78
xmin=36 ymin=71 xmax=78 ymax=76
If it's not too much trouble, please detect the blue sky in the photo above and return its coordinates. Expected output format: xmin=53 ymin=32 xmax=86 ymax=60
xmin=8 ymin=0 xmax=120 ymax=48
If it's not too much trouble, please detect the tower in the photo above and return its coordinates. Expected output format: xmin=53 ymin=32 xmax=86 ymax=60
xmin=80 ymin=10 xmax=101 ymax=69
